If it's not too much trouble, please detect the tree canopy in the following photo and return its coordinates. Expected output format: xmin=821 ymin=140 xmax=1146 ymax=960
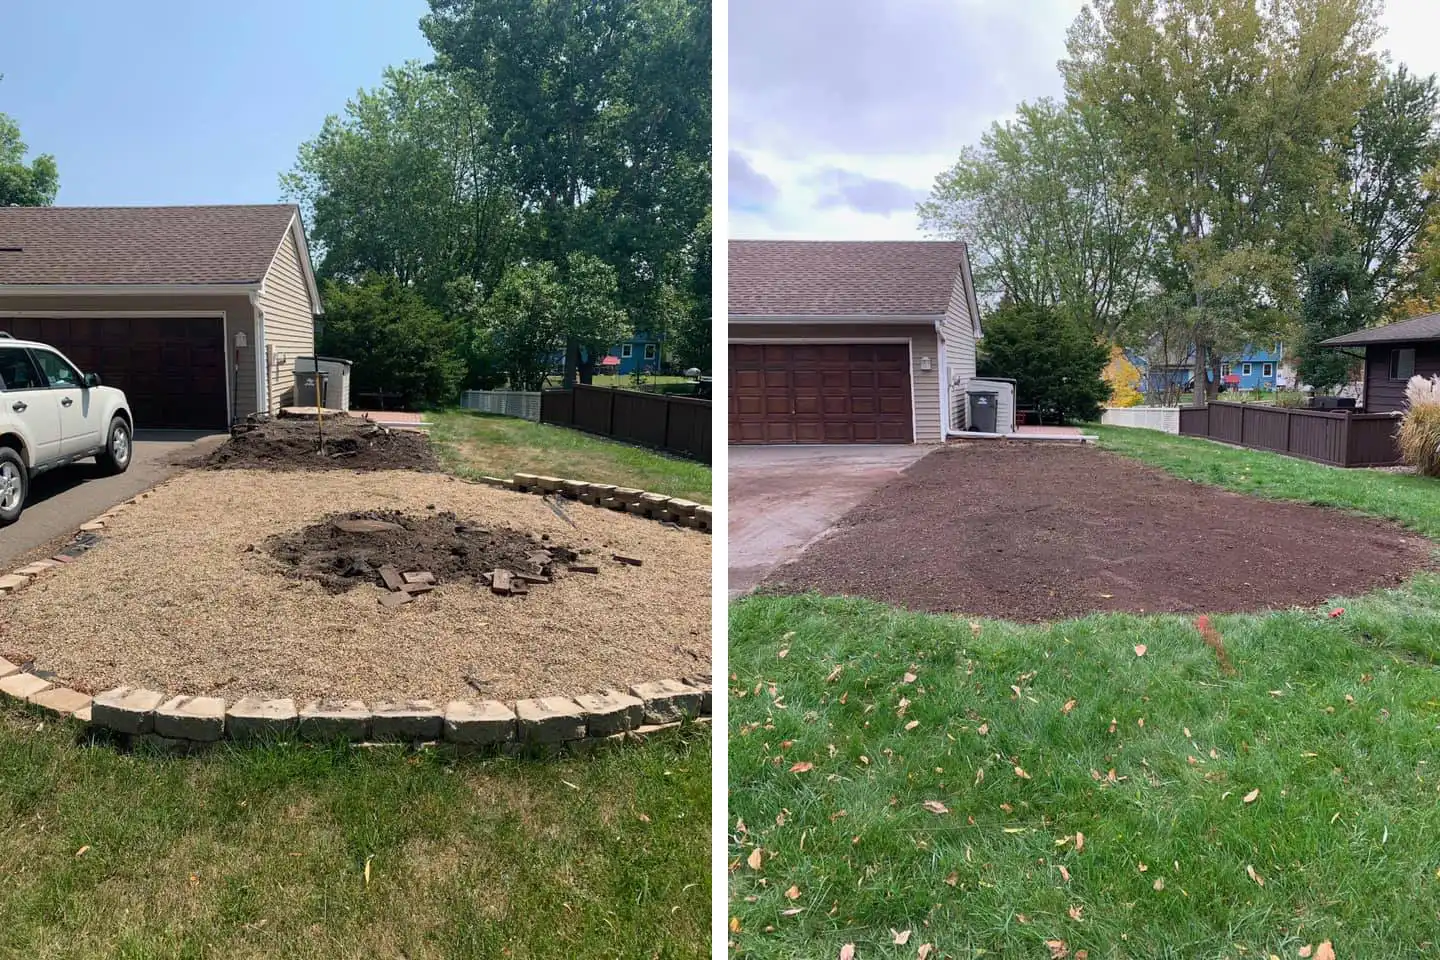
xmin=0 ymin=78 xmax=58 ymax=207
xmin=283 ymin=0 xmax=712 ymax=399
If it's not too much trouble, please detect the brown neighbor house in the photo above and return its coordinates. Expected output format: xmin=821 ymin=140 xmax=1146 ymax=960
xmin=1321 ymin=311 xmax=1440 ymax=412
xmin=0 ymin=204 xmax=322 ymax=430
xmin=729 ymin=240 xmax=982 ymax=444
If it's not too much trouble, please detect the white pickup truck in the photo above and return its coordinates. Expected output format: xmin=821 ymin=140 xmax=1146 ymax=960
xmin=0 ymin=333 xmax=133 ymax=525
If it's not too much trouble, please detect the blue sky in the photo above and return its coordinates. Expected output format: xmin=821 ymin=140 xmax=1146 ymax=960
xmin=0 ymin=0 xmax=432 ymax=206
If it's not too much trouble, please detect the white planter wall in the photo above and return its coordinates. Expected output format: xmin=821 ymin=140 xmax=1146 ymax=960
xmin=460 ymin=389 xmax=542 ymax=421
xmin=1101 ymin=406 xmax=1180 ymax=434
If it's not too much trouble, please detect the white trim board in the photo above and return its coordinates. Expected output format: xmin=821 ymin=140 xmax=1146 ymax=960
xmin=0 ymin=284 xmax=258 ymax=297
xmin=730 ymin=314 xmax=944 ymax=324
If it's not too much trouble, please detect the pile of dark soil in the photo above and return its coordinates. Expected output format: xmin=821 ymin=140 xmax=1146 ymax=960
xmin=196 ymin=416 xmax=439 ymax=472
xmin=265 ymin=509 xmax=581 ymax=594
xmin=764 ymin=443 xmax=1433 ymax=621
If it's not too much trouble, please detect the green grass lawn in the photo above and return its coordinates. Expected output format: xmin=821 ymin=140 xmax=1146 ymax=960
xmin=429 ymin=409 xmax=711 ymax=503
xmin=0 ymin=715 xmax=710 ymax=959
xmin=730 ymin=430 xmax=1440 ymax=958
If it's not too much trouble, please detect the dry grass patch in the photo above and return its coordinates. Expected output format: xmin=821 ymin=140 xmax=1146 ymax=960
xmin=7 ymin=469 xmax=710 ymax=701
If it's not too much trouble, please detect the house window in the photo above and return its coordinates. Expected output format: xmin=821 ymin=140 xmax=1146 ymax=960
xmin=1220 ymin=362 xmax=1231 ymax=377
xmin=1390 ymin=348 xmax=1416 ymax=380
xmin=620 ymin=344 xmax=633 ymax=359
xmin=1262 ymin=363 xmax=1274 ymax=378
xmin=644 ymin=343 xmax=657 ymax=360
xmin=1242 ymin=363 xmax=1252 ymax=377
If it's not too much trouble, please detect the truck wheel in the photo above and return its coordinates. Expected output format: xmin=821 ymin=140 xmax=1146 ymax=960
xmin=97 ymin=417 xmax=132 ymax=475
xmin=0 ymin=447 xmax=27 ymax=525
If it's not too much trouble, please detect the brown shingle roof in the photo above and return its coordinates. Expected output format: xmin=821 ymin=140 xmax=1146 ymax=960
xmin=0 ymin=204 xmax=299 ymax=286
xmin=729 ymin=240 xmax=967 ymax=316
xmin=1322 ymin=312 xmax=1440 ymax=346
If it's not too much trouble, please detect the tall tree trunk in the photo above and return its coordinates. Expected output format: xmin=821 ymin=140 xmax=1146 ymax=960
xmin=563 ymin=338 xmax=579 ymax=388
xmin=1191 ymin=341 xmax=1208 ymax=408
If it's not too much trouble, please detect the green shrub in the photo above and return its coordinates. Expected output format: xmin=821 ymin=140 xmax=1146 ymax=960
xmin=1399 ymin=375 xmax=1440 ymax=477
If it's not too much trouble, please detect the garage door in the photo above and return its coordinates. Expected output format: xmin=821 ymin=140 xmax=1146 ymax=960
xmin=4 ymin=316 xmax=228 ymax=430
xmin=729 ymin=343 xmax=913 ymax=444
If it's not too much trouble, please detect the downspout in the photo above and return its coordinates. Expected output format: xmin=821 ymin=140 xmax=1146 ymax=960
xmin=249 ymin=291 xmax=268 ymax=416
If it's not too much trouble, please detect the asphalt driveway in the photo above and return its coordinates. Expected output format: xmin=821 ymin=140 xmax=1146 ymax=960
xmin=0 ymin=430 xmax=226 ymax=568
xmin=729 ymin=444 xmax=935 ymax=597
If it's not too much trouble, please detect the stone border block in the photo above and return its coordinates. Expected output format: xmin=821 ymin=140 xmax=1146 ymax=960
xmin=630 ymin=679 xmax=704 ymax=724
xmin=443 ymin=700 xmax=517 ymax=746
xmin=28 ymin=687 xmax=92 ymax=717
xmin=0 ymin=657 xmax=19 ymax=679
xmin=370 ymin=699 xmax=444 ymax=741
xmin=515 ymin=697 xmax=586 ymax=744
xmin=573 ymin=689 xmax=644 ymax=736
xmin=155 ymin=696 xmax=227 ymax=741
xmin=91 ymin=687 xmax=166 ymax=735
xmin=0 ymin=672 xmax=52 ymax=704
xmin=226 ymin=697 xmax=298 ymax=741
xmin=298 ymin=700 xmax=372 ymax=742
xmin=0 ymin=573 xmax=30 ymax=594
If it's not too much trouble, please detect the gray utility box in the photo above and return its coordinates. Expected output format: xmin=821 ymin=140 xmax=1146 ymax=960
xmin=295 ymin=356 xmax=353 ymax=412
xmin=295 ymin=370 xmax=330 ymax=409
xmin=969 ymin=391 xmax=999 ymax=433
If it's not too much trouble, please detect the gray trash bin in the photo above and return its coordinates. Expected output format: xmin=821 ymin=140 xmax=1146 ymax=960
xmin=969 ymin=391 xmax=998 ymax=433
xmin=295 ymin=371 xmax=330 ymax=408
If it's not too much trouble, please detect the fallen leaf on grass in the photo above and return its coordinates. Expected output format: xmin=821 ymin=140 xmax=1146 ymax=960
xmin=747 ymin=848 xmax=763 ymax=870
xmin=893 ymin=929 xmax=912 ymax=945
xmin=74 ymin=845 xmax=90 ymax=858
xmin=977 ymin=723 xmax=989 ymax=736
xmin=1134 ymin=644 xmax=1147 ymax=657
xmin=785 ymin=885 xmax=800 ymax=900
xmin=905 ymin=720 xmax=920 ymax=731
xmin=1062 ymin=699 xmax=1077 ymax=714
xmin=780 ymin=907 xmax=804 ymax=917
xmin=729 ymin=917 xmax=741 ymax=932
xmin=1014 ymin=766 xmax=1032 ymax=780
xmin=1328 ymin=607 xmax=1345 ymax=618
xmin=918 ymin=946 xmax=934 ymax=959
xmin=1243 ymin=788 xmax=1260 ymax=804
xmin=1152 ymin=877 xmax=1165 ymax=891
xmin=1315 ymin=942 xmax=1335 ymax=960
xmin=1075 ymin=832 xmax=1085 ymax=852
xmin=970 ymin=621 xmax=982 ymax=637
xmin=364 ymin=855 xmax=373 ymax=886
xmin=1068 ymin=903 xmax=1082 ymax=919
xmin=637 ymin=812 xmax=651 ymax=823
xmin=826 ymin=665 xmax=843 ymax=682
xmin=1299 ymin=947 xmax=1313 ymax=958
xmin=903 ymin=672 xmax=917 ymax=684
xmin=945 ymin=871 xmax=958 ymax=886
xmin=1046 ymin=939 xmax=1070 ymax=958
xmin=839 ymin=945 xmax=855 ymax=960
xmin=1246 ymin=864 xmax=1264 ymax=886
xmin=777 ymin=648 xmax=789 ymax=659
xmin=1058 ymin=865 xmax=1071 ymax=882
xmin=789 ymin=761 xmax=813 ymax=773
xmin=923 ymin=800 xmax=950 ymax=815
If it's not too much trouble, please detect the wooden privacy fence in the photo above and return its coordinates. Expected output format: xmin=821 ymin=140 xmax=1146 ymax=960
xmin=1178 ymin=401 xmax=1402 ymax=467
xmin=540 ymin=385 xmax=711 ymax=463
xmin=459 ymin=389 xmax=541 ymax=421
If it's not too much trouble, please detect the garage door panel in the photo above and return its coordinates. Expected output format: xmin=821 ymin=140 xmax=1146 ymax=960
xmin=4 ymin=316 xmax=228 ymax=429
xmin=729 ymin=341 xmax=913 ymax=445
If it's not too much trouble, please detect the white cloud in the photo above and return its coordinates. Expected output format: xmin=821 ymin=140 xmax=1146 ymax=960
xmin=732 ymin=0 xmax=1440 ymax=241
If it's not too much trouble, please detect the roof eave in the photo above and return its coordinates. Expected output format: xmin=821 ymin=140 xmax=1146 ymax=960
xmin=728 ymin=313 xmax=947 ymax=323
xmin=0 ymin=282 xmax=262 ymax=297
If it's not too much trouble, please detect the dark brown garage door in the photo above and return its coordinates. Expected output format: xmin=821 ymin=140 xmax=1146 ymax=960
xmin=4 ymin=316 xmax=229 ymax=430
xmin=729 ymin=342 xmax=913 ymax=444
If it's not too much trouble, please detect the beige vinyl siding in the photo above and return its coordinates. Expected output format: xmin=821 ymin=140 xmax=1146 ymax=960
xmin=0 ymin=291 xmax=257 ymax=419
xmin=941 ymin=271 xmax=978 ymax=430
xmin=729 ymin=320 xmax=945 ymax=443
xmin=257 ymin=226 xmax=318 ymax=414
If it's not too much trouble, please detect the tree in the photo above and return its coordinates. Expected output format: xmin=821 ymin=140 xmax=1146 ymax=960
xmin=422 ymin=0 xmax=711 ymax=341
xmin=317 ymin=275 xmax=464 ymax=409
xmin=1062 ymin=0 xmax=1382 ymax=405
xmin=480 ymin=253 xmax=631 ymax=390
xmin=919 ymin=98 xmax=1153 ymax=340
xmin=976 ymin=303 xmax=1112 ymax=423
xmin=0 ymin=82 xmax=58 ymax=206
xmin=1294 ymin=241 xmax=1373 ymax=392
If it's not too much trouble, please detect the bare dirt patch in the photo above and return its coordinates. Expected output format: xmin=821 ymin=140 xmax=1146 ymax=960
xmin=762 ymin=443 xmax=1433 ymax=621
xmin=266 ymin=510 xmax=579 ymax=594
xmin=6 ymin=470 xmax=709 ymax=701
xmin=194 ymin=416 xmax=439 ymax=472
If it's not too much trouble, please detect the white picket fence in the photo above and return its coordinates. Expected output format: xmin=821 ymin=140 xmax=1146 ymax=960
xmin=459 ymin=389 xmax=542 ymax=421
xmin=1101 ymin=405 xmax=1180 ymax=434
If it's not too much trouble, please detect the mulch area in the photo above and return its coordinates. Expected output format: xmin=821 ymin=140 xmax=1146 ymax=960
xmin=762 ymin=442 xmax=1434 ymax=621
xmin=192 ymin=415 xmax=439 ymax=472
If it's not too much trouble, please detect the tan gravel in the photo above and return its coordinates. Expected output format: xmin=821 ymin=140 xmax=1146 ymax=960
xmin=4 ymin=470 xmax=711 ymax=702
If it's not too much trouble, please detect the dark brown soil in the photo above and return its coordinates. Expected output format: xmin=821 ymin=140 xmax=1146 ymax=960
xmin=763 ymin=443 xmax=1434 ymax=621
xmin=195 ymin=416 xmax=439 ymax=472
xmin=264 ymin=509 xmax=581 ymax=594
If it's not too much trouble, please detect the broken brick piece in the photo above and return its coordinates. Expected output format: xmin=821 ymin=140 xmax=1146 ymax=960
xmin=569 ymin=564 xmax=599 ymax=574
xmin=491 ymin=569 xmax=513 ymax=595
xmin=613 ymin=555 xmax=643 ymax=567
xmin=401 ymin=571 xmax=435 ymax=585
xmin=400 ymin=581 xmax=434 ymax=595
xmin=379 ymin=590 xmax=415 ymax=608
xmin=378 ymin=565 xmax=407 ymax=592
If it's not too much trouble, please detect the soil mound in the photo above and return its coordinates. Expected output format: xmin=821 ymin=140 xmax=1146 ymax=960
xmin=265 ymin=509 xmax=581 ymax=594
xmin=196 ymin=416 xmax=439 ymax=472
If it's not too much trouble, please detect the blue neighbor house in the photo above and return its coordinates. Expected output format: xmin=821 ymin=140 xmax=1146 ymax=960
xmin=1220 ymin=346 xmax=1282 ymax=391
xmin=609 ymin=331 xmax=663 ymax=375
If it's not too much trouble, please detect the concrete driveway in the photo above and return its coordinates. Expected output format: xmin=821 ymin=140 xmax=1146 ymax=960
xmin=729 ymin=444 xmax=936 ymax=597
xmin=0 ymin=430 xmax=226 ymax=568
